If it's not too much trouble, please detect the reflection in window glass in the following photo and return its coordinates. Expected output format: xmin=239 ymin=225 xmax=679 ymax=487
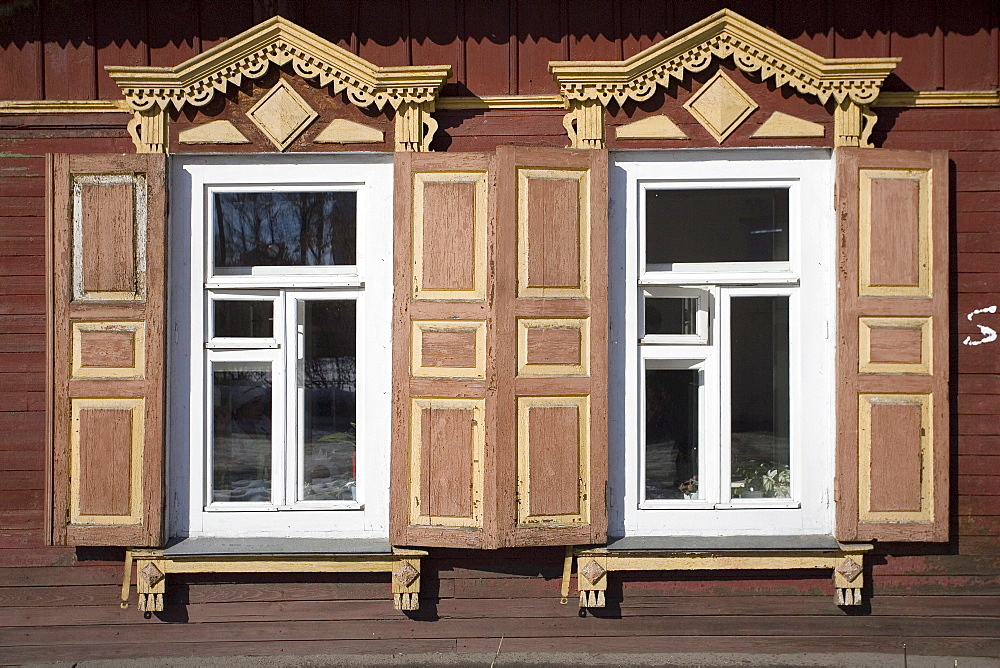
xmin=214 ymin=192 xmax=357 ymax=269
xmin=645 ymin=297 xmax=698 ymax=336
xmin=301 ymin=301 xmax=357 ymax=501
xmin=646 ymin=189 xmax=789 ymax=266
xmin=645 ymin=369 xmax=699 ymax=500
xmin=214 ymin=300 xmax=274 ymax=338
xmin=730 ymin=297 xmax=790 ymax=498
xmin=212 ymin=363 xmax=272 ymax=502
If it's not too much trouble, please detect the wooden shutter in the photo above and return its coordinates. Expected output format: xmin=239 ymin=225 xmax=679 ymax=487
xmin=835 ymin=148 xmax=949 ymax=542
xmin=391 ymin=148 xmax=607 ymax=548
xmin=391 ymin=152 xmax=495 ymax=548
xmin=497 ymin=146 xmax=607 ymax=547
xmin=49 ymin=154 xmax=166 ymax=547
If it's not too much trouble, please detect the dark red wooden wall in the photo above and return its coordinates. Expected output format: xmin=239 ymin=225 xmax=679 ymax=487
xmin=0 ymin=0 xmax=998 ymax=101
xmin=0 ymin=1 xmax=998 ymax=662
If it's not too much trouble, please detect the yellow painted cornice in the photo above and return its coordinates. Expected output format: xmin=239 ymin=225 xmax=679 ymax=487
xmin=105 ymin=16 xmax=451 ymax=113
xmin=436 ymin=95 xmax=567 ymax=110
xmin=0 ymin=100 xmax=130 ymax=113
xmin=549 ymin=9 xmax=899 ymax=106
xmin=873 ymin=90 xmax=1000 ymax=107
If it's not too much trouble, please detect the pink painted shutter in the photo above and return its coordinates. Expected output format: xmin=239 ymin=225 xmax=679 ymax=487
xmin=835 ymin=148 xmax=949 ymax=542
xmin=49 ymin=154 xmax=166 ymax=547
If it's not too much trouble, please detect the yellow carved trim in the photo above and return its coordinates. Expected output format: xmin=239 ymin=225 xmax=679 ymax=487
xmin=858 ymin=167 xmax=932 ymax=297
xmin=436 ymin=95 xmax=567 ymax=110
xmin=409 ymin=398 xmax=485 ymax=529
xmin=106 ymin=16 xmax=450 ymax=114
xmin=411 ymin=319 xmax=486 ymax=379
xmin=616 ymin=114 xmax=689 ymax=140
xmin=563 ymin=99 xmax=605 ymax=149
xmin=857 ymin=393 xmax=934 ymax=524
xmin=550 ymin=9 xmax=897 ymax=108
xmin=0 ymin=100 xmax=130 ymax=113
xmin=874 ymin=90 xmax=1000 ymax=108
xmin=682 ymin=70 xmax=758 ymax=143
xmin=516 ymin=317 xmax=590 ymax=377
xmin=395 ymin=100 xmax=438 ymax=152
xmin=751 ymin=111 xmax=824 ymax=138
xmin=858 ymin=316 xmax=932 ymax=375
xmin=516 ymin=168 xmax=590 ymax=298
xmin=71 ymin=321 xmax=146 ymax=379
xmin=313 ymin=118 xmax=385 ymax=144
xmin=516 ymin=395 xmax=590 ymax=526
xmin=412 ymin=170 xmax=488 ymax=300
xmin=69 ymin=398 xmax=145 ymax=526
xmin=178 ymin=120 xmax=251 ymax=144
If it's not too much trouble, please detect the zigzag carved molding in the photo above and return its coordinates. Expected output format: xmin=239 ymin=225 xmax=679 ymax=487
xmin=550 ymin=9 xmax=899 ymax=107
xmin=107 ymin=16 xmax=450 ymax=113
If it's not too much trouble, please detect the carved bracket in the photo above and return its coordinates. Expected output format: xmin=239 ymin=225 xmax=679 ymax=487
xmin=395 ymin=101 xmax=439 ymax=152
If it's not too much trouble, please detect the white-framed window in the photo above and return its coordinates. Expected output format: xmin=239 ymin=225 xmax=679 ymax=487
xmin=610 ymin=149 xmax=836 ymax=537
xmin=168 ymin=156 xmax=393 ymax=538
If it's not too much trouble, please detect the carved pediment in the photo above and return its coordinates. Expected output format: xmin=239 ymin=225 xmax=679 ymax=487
xmin=106 ymin=16 xmax=450 ymax=114
xmin=550 ymin=9 xmax=898 ymax=107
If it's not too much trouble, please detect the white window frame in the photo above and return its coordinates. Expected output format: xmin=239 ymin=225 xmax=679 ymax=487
xmin=610 ymin=149 xmax=836 ymax=537
xmin=168 ymin=155 xmax=393 ymax=538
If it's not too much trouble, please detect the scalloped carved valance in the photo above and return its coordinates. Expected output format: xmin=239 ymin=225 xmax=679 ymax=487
xmin=107 ymin=16 xmax=450 ymax=114
xmin=550 ymin=10 xmax=898 ymax=108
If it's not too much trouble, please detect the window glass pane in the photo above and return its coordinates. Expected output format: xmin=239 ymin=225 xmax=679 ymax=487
xmin=645 ymin=369 xmax=699 ymax=500
xmin=214 ymin=300 xmax=274 ymax=338
xmin=645 ymin=297 xmax=698 ymax=335
xmin=212 ymin=362 xmax=272 ymax=502
xmin=301 ymin=301 xmax=357 ymax=501
xmin=214 ymin=192 xmax=357 ymax=269
xmin=646 ymin=189 xmax=789 ymax=265
xmin=730 ymin=297 xmax=790 ymax=498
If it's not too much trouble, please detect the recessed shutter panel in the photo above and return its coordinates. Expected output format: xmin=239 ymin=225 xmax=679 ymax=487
xmin=391 ymin=152 xmax=495 ymax=548
xmin=835 ymin=148 xmax=949 ymax=542
xmin=498 ymin=146 xmax=608 ymax=547
xmin=50 ymin=154 xmax=166 ymax=547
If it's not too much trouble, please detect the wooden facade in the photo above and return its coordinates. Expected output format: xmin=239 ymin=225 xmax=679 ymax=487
xmin=1 ymin=1 xmax=999 ymax=662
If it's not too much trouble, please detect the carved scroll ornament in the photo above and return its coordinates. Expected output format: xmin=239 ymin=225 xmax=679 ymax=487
xmin=107 ymin=16 xmax=450 ymax=114
xmin=550 ymin=10 xmax=898 ymax=108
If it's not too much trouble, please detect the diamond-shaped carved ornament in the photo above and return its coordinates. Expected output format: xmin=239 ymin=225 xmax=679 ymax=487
xmin=579 ymin=559 xmax=606 ymax=585
xmin=683 ymin=70 xmax=758 ymax=143
xmin=247 ymin=79 xmax=319 ymax=151
xmin=140 ymin=562 xmax=165 ymax=588
xmin=394 ymin=561 xmax=420 ymax=588
xmin=837 ymin=557 xmax=863 ymax=583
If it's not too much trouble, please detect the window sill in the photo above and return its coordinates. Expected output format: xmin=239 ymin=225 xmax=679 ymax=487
xmin=572 ymin=536 xmax=871 ymax=609
xmin=163 ymin=536 xmax=393 ymax=556
xmin=128 ymin=539 xmax=425 ymax=614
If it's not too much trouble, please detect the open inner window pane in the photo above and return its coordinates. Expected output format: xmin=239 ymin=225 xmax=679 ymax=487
xmin=645 ymin=368 xmax=700 ymax=500
xmin=646 ymin=189 xmax=789 ymax=266
xmin=730 ymin=297 xmax=790 ymax=498
xmin=301 ymin=300 xmax=357 ymax=501
xmin=214 ymin=300 xmax=274 ymax=338
xmin=212 ymin=362 xmax=272 ymax=502
xmin=214 ymin=191 xmax=357 ymax=270
xmin=645 ymin=297 xmax=698 ymax=335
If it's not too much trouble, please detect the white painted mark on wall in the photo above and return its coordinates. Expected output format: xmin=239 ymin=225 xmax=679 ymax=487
xmin=963 ymin=305 xmax=998 ymax=346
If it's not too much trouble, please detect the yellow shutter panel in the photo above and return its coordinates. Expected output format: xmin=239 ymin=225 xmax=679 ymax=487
xmin=391 ymin=148 xmax=608 ymax=548
xmin=835 ymin=148 xmax=949 ymax=542
xmin=49 ymin=154 xmax=166 ymax=547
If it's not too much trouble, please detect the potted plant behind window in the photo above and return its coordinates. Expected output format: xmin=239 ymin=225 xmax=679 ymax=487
xmin=734 ymin=460 xmax=790 ymax=498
